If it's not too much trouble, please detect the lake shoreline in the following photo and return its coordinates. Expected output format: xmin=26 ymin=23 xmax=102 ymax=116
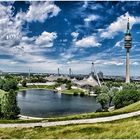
xmin=18 ymin=87 xmax=97 ymax=97
xmin=17 ymin=89 xmax=99 ymax=118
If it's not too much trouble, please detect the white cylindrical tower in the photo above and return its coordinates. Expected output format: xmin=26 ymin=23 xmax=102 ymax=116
xmin=124 ymin=18 xmax=132 ymax=83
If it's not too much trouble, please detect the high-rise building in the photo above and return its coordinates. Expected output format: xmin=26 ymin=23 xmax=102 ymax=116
xmin=124 ymin=18 xmax=132 ymax=83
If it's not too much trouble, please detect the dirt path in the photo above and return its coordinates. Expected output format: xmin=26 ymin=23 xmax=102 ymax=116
xmin=0 ymin=110 xmax=140 ymax=128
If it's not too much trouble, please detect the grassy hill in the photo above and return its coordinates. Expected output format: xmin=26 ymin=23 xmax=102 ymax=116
xmin=0 ymin=116 xmax=140 ymax=139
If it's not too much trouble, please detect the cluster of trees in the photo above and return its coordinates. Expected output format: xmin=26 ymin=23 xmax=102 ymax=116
xmin=29 ymin=76 xmax=47 ymax=83
xmin=55 ymin=78 xmax=72 ymax=90
xmin=96 ymin=83 xmax=140 ymax=111
xmin=0 ymin=76 xmax=20 ymax=119
xmin=0 ymin=78 xmax=18 ymax=92
xmin=0 ymin=89 xmax=20 ymax=119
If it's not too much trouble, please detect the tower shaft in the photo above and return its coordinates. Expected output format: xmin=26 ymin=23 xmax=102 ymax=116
xmin=126 ymin=49 xmax=130 ymax=83
xmin=124 ymin=18 xmax=132 ymax=83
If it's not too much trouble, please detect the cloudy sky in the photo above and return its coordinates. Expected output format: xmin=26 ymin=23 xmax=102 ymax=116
xmin=0 ymin=1 xmax=140 ymax=76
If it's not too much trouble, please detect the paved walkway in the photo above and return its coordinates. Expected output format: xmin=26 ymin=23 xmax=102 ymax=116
xmin=1 ymin=110 xmax=140 ymax=128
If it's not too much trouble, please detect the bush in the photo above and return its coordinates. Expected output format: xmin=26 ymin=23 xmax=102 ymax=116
xmin=73 ymin=92 xmax=78 ymax=96
xmin=21 ymin=79 xmax=27 ymax=87
xmin=93 ymin=85 xmax=101 ymax=94
xmin=122 ymin=83 xmax=138 ymax=90
xmin=2 ymin=79 xmax=18 ymax=92
xmin=113 ymin=89 xmax=140 ymax=109
xmin=1 ymin=89 xmax=20 ymax=119
xmin=100 ymin=85 xmax=109 ymax=93
xmin=96 ymin=93 xmax=110 ymax=109
xmin=80 ymin=92 xmax=85 ymax=97
xmin=66 ymin=83 xmax=72 ymax=90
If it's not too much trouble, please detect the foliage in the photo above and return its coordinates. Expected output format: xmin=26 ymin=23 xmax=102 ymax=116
xmin=113 ymin=89 xmax=140 ymax=109
xmin=73 ymin=92 xmax=78 ymax=96
xmin=66 ymin=83 xmax=72 ymax=90
xmin=122 ymin=83 xmax=138 ymax=90
xmin=108 ymin=88 xmax=119 ymax=107
xmin=105 ymin=81 xmax=122 ymax=89
xmin=1 ymin=89 xmax=20 ymax=119
xmin=92 ymin=85 xmax=101 ymax=94
xmin=96 ymin=93 xmax=109 ymax=109
xmin=100 ymin=85 xmax=109 ymax=93
xmin=2 ymin=79 xmax=18 ymax=92
xmin=21 ymin=79 xmax=27 ymax=87
xmin=80 ymin=92 xmax=85 ymax=97
xmin=0 ymin=79 xmax=5 ymax=89
xmin=0 ymin=77 xmax=18 ymax=92
xmin=29 ymin=76 xmax=47 ymax=83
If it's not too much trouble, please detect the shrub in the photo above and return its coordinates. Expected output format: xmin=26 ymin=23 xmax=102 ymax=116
xmin=113 ymin=89 xmax=140 ymax=109
xmin=1 ymin=89 xmax=20 ymax=119
xmin=96 ymin=93 xmax=110 ymax=109
xmin=108 ymin=88 xmax=119 ymax=107
xmin=3 ymin=79 xmax=18 ymax=92
xmin=93 ymin=85 xmax=101 ymax=94
xmin=21 ymin=79 xmax=27 ymax=87
xmin=73 ymin=92 xmax=78 ymax=96
xmin=122 ymin=83 xmax=138 ymax=90
xmin=80 ymin=92 xmax=85 ymax=97
xmin=100 ymin=85 xmax=109 ymax=93
xmin=66 ymin=83 xmax=72 ymax=90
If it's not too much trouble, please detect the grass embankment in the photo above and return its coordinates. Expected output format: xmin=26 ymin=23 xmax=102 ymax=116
xmin=18 ymin=85 xmax=85 ymax=95
xmin=62 ymin=88 xmax=84 ymax=95
xmin=0 ymin=100 xmax=140 ymax=123
xmin=18 ymin=85 xmax=55 ymax=91
xmin=0 ymin=116 xmax=140 ymax=139
xmin=46 ymin=100 xmax=140 ymax=121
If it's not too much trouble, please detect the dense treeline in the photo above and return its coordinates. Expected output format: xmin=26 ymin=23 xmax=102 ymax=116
xmin=96 ymin=83 xmax=140 ymax=111
xmin=0 ymin=76 xmax=20 ymax=119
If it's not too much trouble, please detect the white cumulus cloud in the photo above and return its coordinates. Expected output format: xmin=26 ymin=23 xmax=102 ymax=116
xmin=75 ymin=36 xmax=101 ymax=48
xmin=26 ymin=1 xmax=61 ymax=23
xmin=100 ymin=12 xmax=140 ymax=39
xmin=35 ymin=31 xmax=57 ymax=47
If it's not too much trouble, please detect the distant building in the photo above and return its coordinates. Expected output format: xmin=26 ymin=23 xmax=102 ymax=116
xmin=72 ymin=74 xmax=99 ymax=88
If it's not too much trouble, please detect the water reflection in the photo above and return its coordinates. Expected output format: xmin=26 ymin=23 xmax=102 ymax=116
xmin=21 ymin=90 xmax=26 ymax=98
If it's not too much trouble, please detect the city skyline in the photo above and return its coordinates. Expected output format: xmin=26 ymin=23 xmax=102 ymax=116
xmin=0 ymin=1 xmax=140 ymax=76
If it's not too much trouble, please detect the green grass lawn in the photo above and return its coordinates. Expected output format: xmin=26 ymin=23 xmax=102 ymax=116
xmin=62 ymin=88 xmax=84 ymax=95
xmin=0 ymin=116 xmax=140 ymax=139
xmin=18 ymin=85 xmax=56 ymax=91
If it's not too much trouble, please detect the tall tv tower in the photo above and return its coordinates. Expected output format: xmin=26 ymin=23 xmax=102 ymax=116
xmin=58 ymin=68 xmax=60 ymax=76
xmin=124 ymin=18 xmax=132 ymax=83
xmin=69 ymin=68 xmax=72 ymax=77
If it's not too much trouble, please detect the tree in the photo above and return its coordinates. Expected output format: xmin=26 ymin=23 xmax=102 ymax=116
xmin=3 ymin=79 xmax=18 ymax=92
xmin=21 ymin=79 xmax=27 ymax=87
xmin=0 ymin=79 xmax=5 ymax=89
xmin=100 ymin=85 xmax=109 ymax=93
xmin=0 ymin=102 xmax=2 ymax=118
xmin=122 ymin=83 xmax=138 ymax=91
xmin=108 ymin=88 xmax=118 ymax=107
xmin=1 ymin=89 xmax=20 ymax=119
xmin=113 ymin=89 xmax=140 ymax=109
xmin=66 ymin=83 xmax=72 ymax=90
xmin=93 ymin=85 xmax=101 ymax=94
xmin=96 ymin=93 xmax=109 ymax=110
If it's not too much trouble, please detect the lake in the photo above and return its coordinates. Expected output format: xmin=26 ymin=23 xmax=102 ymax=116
xmin=17 ymin=89 xmax=100 ymax=118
